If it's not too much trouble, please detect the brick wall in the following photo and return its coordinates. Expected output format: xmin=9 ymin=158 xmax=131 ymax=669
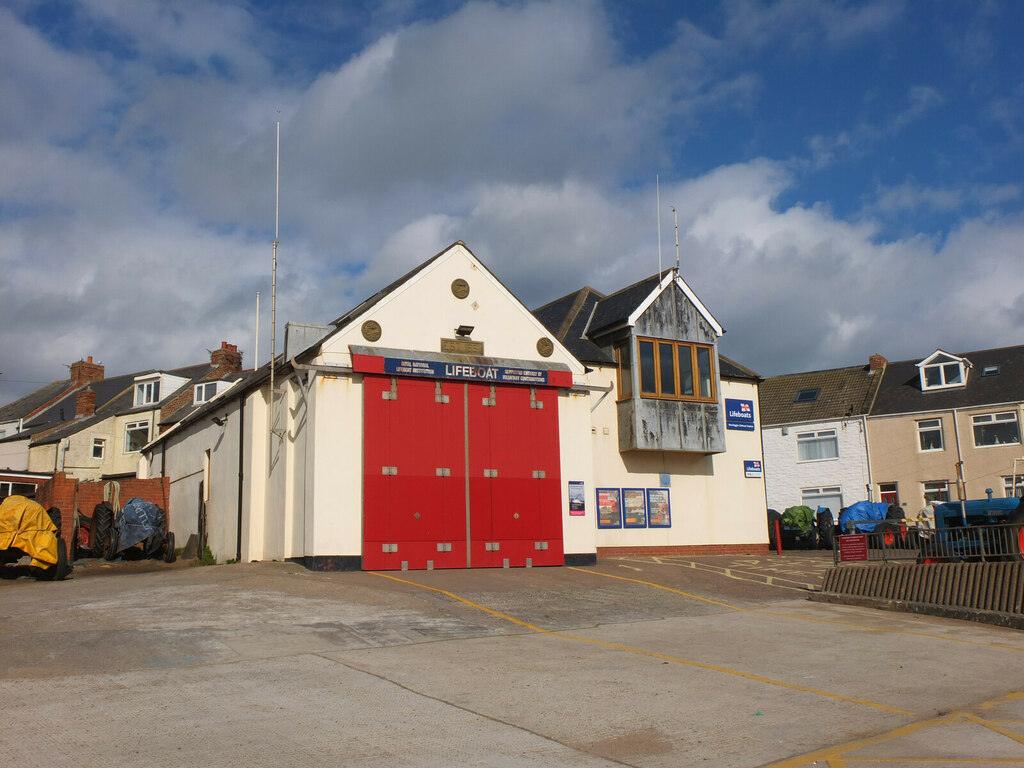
xmin=33 ymin=472 xmax=170 ymax=539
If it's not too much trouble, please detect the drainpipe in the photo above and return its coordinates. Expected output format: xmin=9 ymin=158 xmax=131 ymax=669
xmin=236 ymin=397 xmax=245 ymax=563
xmin=951 ymin=407 xmax=968 ymax=525
xmin=860 ymin=415 xmax=873 ymax=501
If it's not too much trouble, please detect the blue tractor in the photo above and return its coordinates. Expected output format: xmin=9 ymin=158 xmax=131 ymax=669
xmin=921 ymin=494 xmax=1024 ymax=562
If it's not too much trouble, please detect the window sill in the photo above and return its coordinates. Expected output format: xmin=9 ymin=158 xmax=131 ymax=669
xmin=918 ymin=448 xmax=945 ymax=453
xmin=796 ymin=457 xmax=840 ymax=464
xmin=638 ymin=394 xmax=717 ymax=405
xmin=973 ymin=441 xmax=1022 ymax=450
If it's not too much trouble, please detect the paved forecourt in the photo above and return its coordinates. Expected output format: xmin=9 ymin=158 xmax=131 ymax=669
xmin=1 ymin=556 xmax=1023 ymax=767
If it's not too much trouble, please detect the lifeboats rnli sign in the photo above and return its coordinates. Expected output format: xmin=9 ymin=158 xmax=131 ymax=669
xmin=383 ymin=356 xmax=550 ymax=385
xmin=725 ymin=398 xmax=756 ymax=431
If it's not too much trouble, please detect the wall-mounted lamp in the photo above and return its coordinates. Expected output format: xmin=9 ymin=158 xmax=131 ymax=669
xmin=455 ymin=325 xmax=474 ymax=338
xmin=211 ymin=416 xmax=226 ymax=427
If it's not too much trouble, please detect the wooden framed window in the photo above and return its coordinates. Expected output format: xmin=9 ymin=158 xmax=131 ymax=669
xmin=615 ymin=343 xmax=632 ymax=401
xmin=636 ymin=337 xmax=716 ymax=403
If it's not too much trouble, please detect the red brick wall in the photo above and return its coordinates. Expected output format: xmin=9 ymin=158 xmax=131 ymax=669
xmin=33 ymin=472 xmax=170 ymax=538
xmin=597 ymin=543 xmax=769 ymax=557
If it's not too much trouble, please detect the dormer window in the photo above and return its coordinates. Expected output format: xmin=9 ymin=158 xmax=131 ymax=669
xmin=917 ymin=351 xmax=968 ymax=391
xmin=135 ymin=379 xmax=160 ymax=406
xmin=194 ymin=381 xmax=222 ymax=404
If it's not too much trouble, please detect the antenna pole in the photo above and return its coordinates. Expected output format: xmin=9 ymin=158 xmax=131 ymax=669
xmin=254 ymin=292 xmax=261 ymax=367
xmin=656 ymin=175 xmax=663 ymax=278
xmin=268 ymin=120 xmax=280 ymax=471
xmin=672 ymin=206 xmax=680 ymax=272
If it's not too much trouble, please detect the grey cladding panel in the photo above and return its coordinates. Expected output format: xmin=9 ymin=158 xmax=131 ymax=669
xmin=633 ymin=283 xmax=716 ymax=345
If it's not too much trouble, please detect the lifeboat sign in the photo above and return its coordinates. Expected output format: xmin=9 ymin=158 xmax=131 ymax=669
xmin=383 ymin=356 xmax=550 ymax=385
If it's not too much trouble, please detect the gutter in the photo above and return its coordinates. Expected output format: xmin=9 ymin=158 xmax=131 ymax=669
xmin=236 ymin=396 xmax=245 ymax=563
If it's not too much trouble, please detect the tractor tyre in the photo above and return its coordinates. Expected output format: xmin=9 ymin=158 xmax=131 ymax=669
xmin=1009 ymin=509 xmax=1024 ymax=561
xmin=40 ymin=538 xmax=69 ymax=581
xmin=92 ymin=502 xmax=114 ymax=557
xmin=105 ymin=529 xmax=119 ymax=561
xmin=886 ymin=505 xmax=905 ymax=521
xmin=816 ymin=511 xmax=835 ymax=550
xmin=163 ymin=531 xmax=177 ymax=563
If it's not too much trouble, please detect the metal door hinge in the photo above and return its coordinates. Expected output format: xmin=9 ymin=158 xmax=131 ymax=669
xmin=531 ymin=470 xmax=546 ymax=479
xmin=381 ymin=376 xmax=399 ymax=400
xmin=435 ymin=467 xmax=452 ymax=477
xmin=436 ymin=542 xmax=453 ymax=552
xmin=483 ymin=468 xmax=498 ymax=478
xmin=534 ymin=541 xmax=549 ymax=550
xmin=530 ymin=387 xmax=544 ymax=409
xmin=485 ymin=542 xmax=500 ymax=551
xmin=482 ymin=384 xmax=497 ymax=406
xmin=381 ymin=466 xmax=398 ymax=475
xmin=434 ymin=381 xmax=450 ymax=404
xmin=382 ymin=543 xmax=398 ymax=553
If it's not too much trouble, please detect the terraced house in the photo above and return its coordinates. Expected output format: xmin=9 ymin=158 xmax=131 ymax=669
xmin=0 ymin=343 xmax=245 ymax=482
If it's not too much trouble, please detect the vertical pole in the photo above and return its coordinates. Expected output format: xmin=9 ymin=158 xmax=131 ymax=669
xmin=672 ymin=206 xmax=680 ymax=272
xmin=268 ymin=121 xmax=280 ymax=477
xmin=774 ymin=518 xmax=782 ymax=556
xmin=656 ymin=175 xmax=662 ymax=279
xmin=951 ymin=407 xmax=968 ymax=525
xmin=254 ymin=292 xmax=260 ymax=368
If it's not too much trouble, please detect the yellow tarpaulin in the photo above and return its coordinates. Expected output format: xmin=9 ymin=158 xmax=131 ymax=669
xmin=0 ymin=495 xmax=58 ymax=568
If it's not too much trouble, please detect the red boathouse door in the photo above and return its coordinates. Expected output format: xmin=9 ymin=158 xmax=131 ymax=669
xmin=361 ymin=370 xmax=564 ymax=570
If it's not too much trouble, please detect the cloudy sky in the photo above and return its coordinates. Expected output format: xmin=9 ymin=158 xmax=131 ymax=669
xmin=2 ymin=0 xmax=1023 ymax=401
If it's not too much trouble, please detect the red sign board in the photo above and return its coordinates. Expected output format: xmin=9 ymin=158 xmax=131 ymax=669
xmin=838 ymin=534 xmax=869 ymax=562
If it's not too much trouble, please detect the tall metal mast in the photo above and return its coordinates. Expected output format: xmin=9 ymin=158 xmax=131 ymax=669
xmin=268 ymin=121 xmax=280 ymax=468
xmin=672 ymin=206 xmax=680 ymax=272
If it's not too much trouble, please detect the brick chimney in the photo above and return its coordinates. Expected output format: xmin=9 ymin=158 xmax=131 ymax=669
xmin=210 ymin=341 xmax=242 ymax=373
xmin=70 ymin=356 xmax=104 ymax=386
xmin=75 ymin=386 xmax=96 ymax=417
xmin=869 ymin=353 xmax=888 ymax=372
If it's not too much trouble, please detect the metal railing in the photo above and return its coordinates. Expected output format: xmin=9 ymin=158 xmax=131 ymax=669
xmin=832 ymin=521 xmax=1024 ymax=565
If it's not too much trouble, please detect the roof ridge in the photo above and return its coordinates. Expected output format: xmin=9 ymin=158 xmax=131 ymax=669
xmin=885 ymin=342 xmax=1024 ymax=367
xmin=597 ymin=271 xmax=662 ymax=301
xmin=533 ymin=285 xmax=604 ymax=313
xmin=763 ymin=363 xmax=868 ymax=379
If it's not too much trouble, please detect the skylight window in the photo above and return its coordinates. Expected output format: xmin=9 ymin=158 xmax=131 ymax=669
xmin=982 ymin=365 xmax=1000 ymax=377
xmin=794 ymin=388 xmax=819 ymax=403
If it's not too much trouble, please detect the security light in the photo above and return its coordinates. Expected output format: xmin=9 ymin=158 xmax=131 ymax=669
xmin=455 ymin=325 xmax=475 ymax=338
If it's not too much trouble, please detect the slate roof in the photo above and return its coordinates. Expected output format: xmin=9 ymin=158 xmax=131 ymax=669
xmin=759 ymin=364 xmax=882 ymax=426
xmin=0 ymin=380 xmax=72 ymax=424
xmin=587 ymin=273 xmax=663 ymax=336
xmin=532 ymin=275 xmax=759 ymax=380
xmin=870 ymin=344 xmax=1024 ymax=416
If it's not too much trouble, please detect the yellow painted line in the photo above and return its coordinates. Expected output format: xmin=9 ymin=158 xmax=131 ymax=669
xmin=763 ymin=711 xmax=964 ymax=768
xmin=614 ymin=557 xmax=815 ymax=593
xmin=764 ymin=609 xmax=1024 ymax=654
xmin=370 ymin=571 xmax=913 ymax=717
xmin=965 ymin=713 xmax=1024 ymax=747
xmin=566 ymin=566 xmax=742 ymax=611
xmin=848 ymin=758 xmax=1024 ymax=764
xmin=662 ymin=557 xmax=820 ymax=590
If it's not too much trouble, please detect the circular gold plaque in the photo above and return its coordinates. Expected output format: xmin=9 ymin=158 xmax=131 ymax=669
xmin=451 ymin=278 xmax=470 ymax=299
xmin=361 ymin=320 xmax=382 ymax=342
xmin=536 ymin=337 xmax=554 ymax=357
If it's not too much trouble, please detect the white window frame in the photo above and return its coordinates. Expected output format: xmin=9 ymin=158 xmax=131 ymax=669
xmin=194 ymin=382 xmax=219 ymax=405
xmin=124 ymin=420 xmax=150 ymax=454
xmin=922 ymin=480 xmax=950 ymax=504
xmin=917 ymin=350 xmax=968 ymax=392
xmin=91 ymin=437 xmax=106 ymax=460
xmin=1004 ymin=476 xmax=1024 ymax=498
xmin=916 ymin=418 xmax=944 ymax=452
xmin=971 ymin=411 xmax=1021 ymax=448
xmin=796 ymin=429 xmax=839 ymax=462
xmin=134 ymin=379 xmax=161 ymax=407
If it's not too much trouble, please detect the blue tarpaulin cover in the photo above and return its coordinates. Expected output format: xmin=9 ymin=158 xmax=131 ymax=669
xmin=839 ymin=501 xmax=890 ymax=533
xmin=114 ymin=498 xmax=165 ymax=552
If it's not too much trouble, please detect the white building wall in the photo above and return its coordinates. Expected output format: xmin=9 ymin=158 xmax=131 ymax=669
xmin=761 ymin=417 xmax=870 ymax=513
xmin=558 ymin=388 xmax=597 ymax=555
xmin=0 ymin=438 xmax=29 ymax=471
xmin=589 ymin=369 xmax=768 ymax=548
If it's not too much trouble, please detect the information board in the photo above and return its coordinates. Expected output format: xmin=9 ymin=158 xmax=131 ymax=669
xmin=382 ymin=357 xmax=550 ymax=385
xmin=838 ymin=534 xmax=869 ymax=562
xmin=743 ymin=460 xmax=763 ymax=479
xmin=725 ymin=398 xmax=756 ymax=431
xmin=622 ymin=488 xmax=647 ymax=528
xmin=568 ymin=481 xmax=586 ymax=516
xmin=596 ymin=488 xmax=622 ymax=528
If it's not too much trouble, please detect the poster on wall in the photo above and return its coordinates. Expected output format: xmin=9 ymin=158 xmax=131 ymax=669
xmin=647 ymin=488 xmax=671 ymax=527
xmin=596 ymin=488 xmax=622 ymax=528
xmin=623 ymin=488 xmax=647 ymax=528
xmin=725 ymin=398 xmax=756 ymax=431
xmin=568 ymin=481 xmax=586 ymax=516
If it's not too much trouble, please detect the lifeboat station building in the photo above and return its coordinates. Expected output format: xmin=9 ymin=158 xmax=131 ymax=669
xmin=142 ymin=242 xmax=768 ymax=569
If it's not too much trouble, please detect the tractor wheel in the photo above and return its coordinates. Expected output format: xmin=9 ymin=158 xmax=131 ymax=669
xmin=163 ymin=532 xmax=177 ymax=564
xmin=767 ymin=510 xmax=782 ymax=550
xmin=92 ymin=502 xmax=114 ymax=557
xmin=816 ymin=511 xmax=835 ymax=550
xmin=46 ymin=507 xmax=62 ymax=536
xmin=105 ymin=529 xmax=119 ymax=561
xmin=876 ymin=521 xmax=898 ymax=548
xmin=886 ymin=505 xmax=905 ymax=521
xmin=40 ymin=538 xmax=69 ymax=581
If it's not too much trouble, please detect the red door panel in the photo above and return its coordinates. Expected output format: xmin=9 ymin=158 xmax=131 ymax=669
xmin=362 ymin=375 xmax=397 ymax=570
xmin=533 ymin=387 xmax=564 ymax=565
xmin=468 ymin=382 xmax=500 ymax=567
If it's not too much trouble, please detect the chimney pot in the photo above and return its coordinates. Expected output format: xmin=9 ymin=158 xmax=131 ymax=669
xmin=869 ymin=353 xmax=888 ymax=372
xmin=69 ymin=356 xmax=105 ymax=386
xmin=210 ymin=341 xmax=243 ymax=373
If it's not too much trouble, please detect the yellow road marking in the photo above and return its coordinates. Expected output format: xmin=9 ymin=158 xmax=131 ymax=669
xmin=661 ymin=557 xmax=821 ymax=589
xmin=614 ymin=557 xmax=815 ymax=593
xmin=965 ymin=713 xmax=1024 ymax=747
xmin=849 ymin=758 xmax=1024 ymax=764
xmin=566 ymin=566 xmax=741 ymax=610
xmin=370 ymin=571 xmax=912 ymax=717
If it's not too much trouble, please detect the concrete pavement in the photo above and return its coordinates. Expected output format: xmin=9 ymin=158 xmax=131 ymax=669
xmin=2 ymin=555 xmax=1023 ymax=766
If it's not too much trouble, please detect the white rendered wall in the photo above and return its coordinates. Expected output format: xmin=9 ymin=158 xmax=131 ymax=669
xmin=589 ymin=369 xmax=768 ymax=548
xmin=0 ymin=438 xmax=29 ymax=471
xmin=761 ymin=417 xmax=870 ymax=512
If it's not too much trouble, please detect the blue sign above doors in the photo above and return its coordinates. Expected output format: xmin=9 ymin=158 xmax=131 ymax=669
xmin=725 ymin=398 xmax=756 ymax=431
